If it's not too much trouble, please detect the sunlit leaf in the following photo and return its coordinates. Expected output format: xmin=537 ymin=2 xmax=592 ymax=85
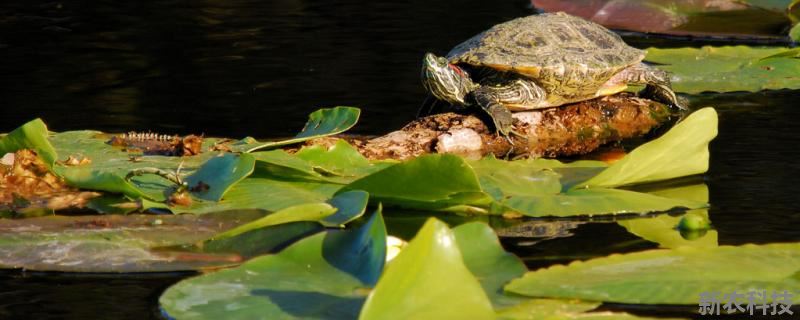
xmin=59 ymin=169 xmax=152 ymax=200
xmin=619 ymin=184 xmax=718 ymax=249
xmin=50 ymin=130 xmax=219 ymax=202
xmin=359 ymin=218 xmax=494 ymax=320
xmin=342 ymin=154 xmax=491 ymax=211
xmin=179 ymin=178 xmax=340 ymax=214
xmin=790 ymin=23 xmax=800 ymax=42
xmin=495 ymin=298 xmax=676 ymax=320
xmin=469 ymin=156 xmax=563 ymax=199
xmin=646 ymin=46 xmax=800 ymax=94
xmin=506 ymin=243 xmax=800 ymax=304
xmin=0 ymin=118 xmax=58 ymax=169
xmin=504 ymin=189 xmax=705 ymax=218
xmin=210 ymin=203 xmax=336 ymax=240
xmin=496 ymin=299 xmax=598 ymax=320
xmin=295 ymin=139 xmax=372 ymax=177
xmin=252 ymin=140 xmax=390 ymax=184
xmin=201 ymin=221 xmax=324 ymax=259
xmin=160 ymin=210 xmax=387 ymax=320
xmin=244 ymin=107 xmax=361 ymax=152
xmin=453 ymin=222 xmax=527 ymax=308
xmin=578 ymin=108 xmax=717 ymax=188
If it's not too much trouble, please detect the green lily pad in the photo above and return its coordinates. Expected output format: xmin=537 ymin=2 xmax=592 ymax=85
xmin=295 ymin=139 xmax=372 ymax=177
xmin=201 ymin=221 xmax=324 ymax=259
xmin=323 ymin=190 xmax=369 ymax=227
xmin=791 ymin=23 xmax=800 ymax=42
xmin=503 ymin=189 xmax=706 ymax=218
xmin=645 ymin=46 xmax=800 ymax=94
xmin=469 ymin=156 xmax=563 ymax=199
xmin=184 ymin=153 xmax=255 ymax=202
xmin=252 ymin=140 xmax=390 ymax=184
xmin=210 ymin=203 xmax=337 ymax=240
xmin=496 ymin=298 xmax=677 ymax=320
xmin=496 ymin=299 xmax=599 ymax=320
xmin=453 ymin=222 xmax=527 ymax=308
xmin=50 ymin=130 xmax=219 ymax=201
xmin=505 ymin=243 xmax=800 ymax=305
xmin=342 ymin=154 xmax=491 ymax=212
xmin=359 ymin=218 xmax=494 ymax=320
xmin=619 ymin=184 xmax=718 ymax=249
xmin=60 ymin=169 xmax=152 ymax=200
xmin=159 ymin=210 xmax=387 ymax=320
xmin=0 ymin=212 xmax=266 ymax=272
xmin=243 ymin=107 xmax=361 ymax=152
xmin=179 ymin=178 xmax=340 ymax=215
xmin=0 ymin=118 xmax=58 ymax=169
xmin=578 ymin=108 xmax=717 ymax=188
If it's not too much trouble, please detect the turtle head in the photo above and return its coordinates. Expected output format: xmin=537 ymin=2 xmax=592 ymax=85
xmin=421 ymin=53 xmax=475 ymax=105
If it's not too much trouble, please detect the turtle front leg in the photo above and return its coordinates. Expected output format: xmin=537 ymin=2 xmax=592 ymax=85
xmin=620 ymin=63 xmax=687 ymax=110
xmin=474 ymin=79 xmax=546 ymax=143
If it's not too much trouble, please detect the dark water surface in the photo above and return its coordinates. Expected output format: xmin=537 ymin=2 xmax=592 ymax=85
xmin=1 ymin=0 xmax=799 ymax=319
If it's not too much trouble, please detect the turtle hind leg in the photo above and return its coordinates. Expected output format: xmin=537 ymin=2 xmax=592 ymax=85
xmin=622 ymin=63 xmax=687 ymax=110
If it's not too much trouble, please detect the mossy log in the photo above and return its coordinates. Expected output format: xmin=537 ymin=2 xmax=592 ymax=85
xmin=310 ymin=93 xmax=674 ymax=160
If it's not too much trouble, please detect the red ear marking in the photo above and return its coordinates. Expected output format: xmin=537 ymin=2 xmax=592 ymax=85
xmin=448 ymin=64 xmax=465 ymax=76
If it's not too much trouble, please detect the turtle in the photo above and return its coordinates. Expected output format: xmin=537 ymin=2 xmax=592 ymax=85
xmin=420 ymin=12 xmax=683 ymax=141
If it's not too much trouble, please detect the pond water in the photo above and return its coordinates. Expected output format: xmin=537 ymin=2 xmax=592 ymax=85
xmin=1 ymin=0 xmax=799 ymax=318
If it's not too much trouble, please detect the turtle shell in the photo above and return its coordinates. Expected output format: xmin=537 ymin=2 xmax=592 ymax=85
xmin=447 ymin=12 xmax=646 ymax=106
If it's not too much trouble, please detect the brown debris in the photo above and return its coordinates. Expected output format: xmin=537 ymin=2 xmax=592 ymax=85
xmin=0 ymin=149 xmax=100 ymax=212
xmin=306 ymin=93 xmax=672 ymax=160
xmin=108 ymin=132 xmax=204 ymax=156
xmin=169 ymin=190 xmax=193 ymax=207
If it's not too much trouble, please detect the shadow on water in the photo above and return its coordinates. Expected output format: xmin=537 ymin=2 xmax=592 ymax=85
xmin=1 ymin=0 xmax=800 ymax=319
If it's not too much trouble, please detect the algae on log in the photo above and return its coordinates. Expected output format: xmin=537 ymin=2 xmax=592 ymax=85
xmin=312 ymin=93 xmax=673 ymax=160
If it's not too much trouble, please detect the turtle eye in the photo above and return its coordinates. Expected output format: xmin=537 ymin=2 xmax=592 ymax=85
xmin=437 ymin=57 xmax=448 ymax=65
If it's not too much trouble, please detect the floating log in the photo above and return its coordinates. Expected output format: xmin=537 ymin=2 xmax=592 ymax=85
xmin=309 ymin=93 xmax=674 ymax=160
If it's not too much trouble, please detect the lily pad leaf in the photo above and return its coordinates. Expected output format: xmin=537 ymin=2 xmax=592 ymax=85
xmin=645 ymin=46 xmax=800 ymax=94
xmin=159 ymin=210 xmax=387 ymax=320
xmin=323 ymin=190 xmax=369 ymax=227
xmin=210 ymin=203 xmax=337 ymax=240
xmin=0 ymin=118 xmax=58 ymax=169
xmin=184 ymin=153 xmax=256 ymax=201
xmin=496 ymin=299 xmax=599 ymax=320
xmin=505 ymin=243 xmax=800 ymax=305
xmin=578 ymin=108 xmax=717 ymax=188
xmin=496 ymin=298 xmax=676 ymax=320
xmin=469 ymin=156 xmax=563 ymax=199
xmin=295 ymin=139 xmax=372 ymax=177
xmin=49 ymin=130 xmax=220 ymax=202
xmin=178 ymin=178 xmax=340 ymax=215
xmin=453 ymin=222 xmax=528 ymax=308
xmin=791 ymin=23 xmax=800 ymax=42
xmin=504 ymin=189 xmax=706 ymax=218
xmin=323 ymin=207 xmax=387 ymax=286
xmin=0 ymin=212 xmax=266 ymax=272
xmin=342 ymin=154 xmax=491 ymax=211
xmin=201 ymin=221 xmax=324 ymax=259
xmin=359 ymin=218 xmax=495 ymax=320
xmin=245 ymin=107 xmax=360 ymax=152
xmin=619 ymin=184 xmax=718 ymax=249
xmin=252 ymin=140 xmax=390 ymax=184
xmin=59 ymin=168 xmax=152 ymax=200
